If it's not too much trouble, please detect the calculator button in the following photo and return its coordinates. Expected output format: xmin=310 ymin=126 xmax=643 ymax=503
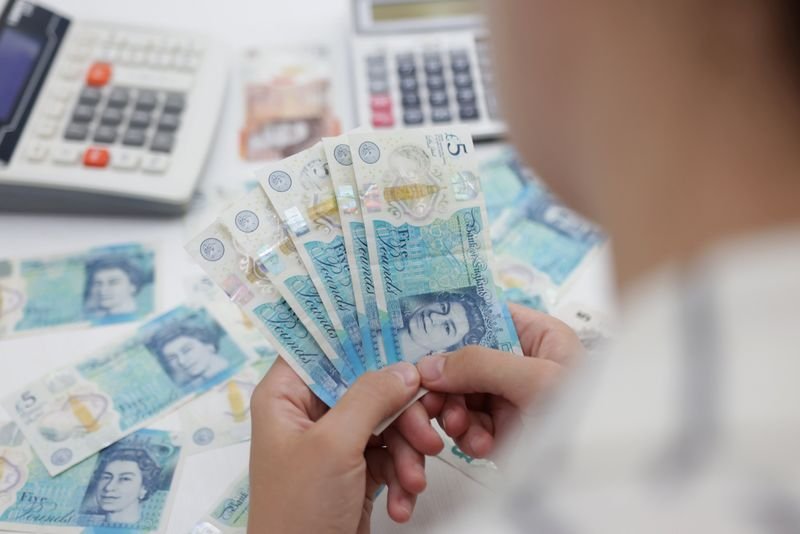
xmin=369 ymin=80 xmax=389 ymax=94
xmin=26 ymin=143 xmax=48 ymax=162
xmin=111 ymin=150 xmax=140 ymax=170
xmin=429 ymin=90 xmax=449 ymax=107
xmin=142 ymin=154 xmax=170 ymax=174
xmin=397 ymin=61 xmax=416 ymax=78
xmin=48 ymin=85 xmax=72 ymax=102
xmin=79 ymin=87 xmax=102 ymax=106
xmin=108 ymin=87 xmax=130 ymax=108
xmin=371 ymin=111 xmax=394 ymax=128
xmin=129 ymin=110 xmax=152 ymax=128
xmin=456 ymin=87 xmax=476 ymax=105
xmin=164 ymin=92 xmax=186 ymax=113
xmin=93 ymin=125 xmax=118 ymax=144
xmin=72 ymin=105 xmax=95 ymax=123
xmin=431 ymin=107 xmax=452 ymax=123
xmin=42 ymin=101 xmax=66 ymax=119
xmin=401 ymin=93 xmax=420 ymax=107
xmin=100 ymin=108 xmax=123 ymax=126
xmin=424 ymin=59 xmax=444 ymax=76
xmin=64 ymin=123 xmax=89 ymax=141
xmin=157 ymin=113 xmax=180 ymax=132
xmin=83 ymin=147 xmax=110 ymax=167
xmin=370 ymin=95 xmax=392 ymax=113
xmin=122 ymin=128 xmax=147 ymax=147
xmin=35 ymin=120 xmax=58 ymax=139
xmin=59 ymin=63 xmax=82 ymax=81
xmin=399 ymin=77 xmax=418 ymax=93
xmin=403 ymin=108 xmax=424 ymax=125
xmin=426 ymin=75 xmax=446 ymax=91
xmin=459 ymin=105 xmax=480 ymax=121
xmin=150 ymin=131 xmax=175 ymax=153
xmin=135 ymin=90 xmax=158 ymax=111
xmin=367 ymin=64 xmax=387 ymax=81
xmin=453 ymin=73 xmax=473 ymax=89
xmin=450 ymin=52 xmax=471 ymax=73
xmin=86 ymin=62 xmax=112 ymax=87
xmin=366 ymin=55 xmax=386 ymax=68
xmin=51 ymin=145 xmax=82 ymax=165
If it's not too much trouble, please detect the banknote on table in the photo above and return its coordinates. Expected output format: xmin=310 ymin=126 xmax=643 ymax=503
xmin=2 ymin=305 xmax=247 ymax=476
xmin=218 ymin=186 xmax=357 ymax=384
xmin=190 ymin=471 xmax=249 ymax=534
xmin=180 ymin=358 xmax=274 ymax=454
xmin=431 ymin=420 xmax=499 ymax=488
xmin=185 ymin=221 xmax=349 ymax=408
xmin=553 ymin=302 xmax=614 ymax=354
xmin=323 ymin=135 xmax=388 ymax=369
xmin=258 ymin=142 xmax=370 ymax=375
xmin=0 ymin=421 xmax=182 ymax=533
xmin=349 ymin=127 xmax=522 ymax=365
xmin=0 ymin=243 xmax=156 ymax=338
xmin=479 ymin=147 xmax=533 ymax=222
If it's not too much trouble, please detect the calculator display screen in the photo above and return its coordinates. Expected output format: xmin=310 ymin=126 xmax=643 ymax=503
xmin=372 ymin=0 xmax=480 ymax=22
xmin=0 ymin=27 xmax=42 ymax=122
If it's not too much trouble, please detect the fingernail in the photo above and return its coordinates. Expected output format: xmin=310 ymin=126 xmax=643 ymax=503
xmin=417 ymin=355 xmax=445 ymax=381
xmin=389 ymin=362 xmax=418 ymax=387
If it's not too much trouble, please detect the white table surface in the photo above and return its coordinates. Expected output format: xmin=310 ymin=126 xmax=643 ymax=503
xmin=0 ymin=1 xmax=616 ymax=532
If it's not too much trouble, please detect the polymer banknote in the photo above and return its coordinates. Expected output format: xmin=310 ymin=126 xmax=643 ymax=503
xmin=190 ymin=471 xmax=249 ymax=534
xmin=257 ymin=142 xmax=370 ymax=374
xmin=0 ymin=243 xmax=156 ymax=338
xmin=432 ymin=420 xmax=499 ymax=488
xmin=553 ymin=302 xmax=614 ymax=354
xmin=323 ymin=135 xmax=387 ymax=369
xmin=0 ymin=421 xmax=182 ymax=533
xmin=349 ymin=127 xmax=522 ymax=364
xmin=3 ymin=305 xmax=247 ymax=476
xmin=218 ymin=187 xmax=357 ymax=383
xmin=479 ymin=148 xmax=533 ymax=222
xmin=180 ymin=358 xmax=274 ymax=454
xmin=185 ymin=221 xmax=348 ymax=408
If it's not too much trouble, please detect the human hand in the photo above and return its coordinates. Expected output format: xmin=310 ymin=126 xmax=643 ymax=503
xmin=415 ymin=303 xmax=584 ymax=459
xmin=247 ymin=358 xmax=428 ymax=534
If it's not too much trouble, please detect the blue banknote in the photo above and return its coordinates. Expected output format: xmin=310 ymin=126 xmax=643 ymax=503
xmin=0 ymin=243 xmax=156 ymax=338
xmin=0 ymin=422 xmax=182 ymax=532
xmin=3 ymin=305 xmax=247 ymax=476
xmin=478 ymin=148 xmax=533 ymax=222
xmin=349 ymin=128 xmax=521 ymax=364
xmin=191 ymin=472 xmax=249 ymax=534
xmin=185 ymin=221 xmax=349 ymax=408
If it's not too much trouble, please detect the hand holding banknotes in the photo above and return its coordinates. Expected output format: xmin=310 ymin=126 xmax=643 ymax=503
xmin=248 ymin=359 xmax=429 ymax=534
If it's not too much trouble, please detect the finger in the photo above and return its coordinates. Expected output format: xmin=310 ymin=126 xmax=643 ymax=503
xmin=508 ymin=303 xmax=585 ymax=366
xmin=440 ymin=394 xmax=469 ymax=438
xmin=419 ymin=391 xmax=446 ymax=418
xmin=417 ymin=347 xmax=563 ymax=408
xmin=393 ymin=401 xmax=444 ymax=456
xmin=454 ymin=410 xmax=495 ymax=458
xmin=318 ymin=362 xmax=420 ymax=450
xmin=384 ymin=427 xmax=427 ymax=494
xmin=365 ymin=449 xmax=415 ymax=523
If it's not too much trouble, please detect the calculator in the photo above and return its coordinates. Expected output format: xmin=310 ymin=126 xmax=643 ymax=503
xmin=351 ymin=0 xmax=503 ymax=140
xmin=0 ymin=0 xmax=227 ymax=215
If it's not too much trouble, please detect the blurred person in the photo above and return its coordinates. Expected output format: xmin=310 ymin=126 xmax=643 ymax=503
xmin=247 ymin=1 xmax=800 ymax=533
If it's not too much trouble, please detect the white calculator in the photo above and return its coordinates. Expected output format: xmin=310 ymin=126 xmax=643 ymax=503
xmin=351 ymin=0 xmax=504 ymax=140
xmin=0 ymin=0 xmax=227 ymax=215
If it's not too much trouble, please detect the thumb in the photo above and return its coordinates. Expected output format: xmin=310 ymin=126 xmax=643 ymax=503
xmin=317 ymin=362 xmax=420 ymax=449
xmin=417 ymin=347 xmax=562 ymax=408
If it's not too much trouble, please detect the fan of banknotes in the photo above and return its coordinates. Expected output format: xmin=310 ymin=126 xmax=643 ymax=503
xmin=186 ymin=127 xmax=523 ymax=411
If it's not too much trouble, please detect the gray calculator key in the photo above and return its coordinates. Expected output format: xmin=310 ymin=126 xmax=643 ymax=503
xmin=424 ymin=55 xmax=444 ymax=76
xmin=431 ymin=106 xmax=451 ymax=123
xmin=72 ymin=104 xmax=95 ymax=123
xmin=100 ymin=107 xmax=123 ymax=126
xmin=78 ymin=87 xmax=102 ymax=106
xmin=402 ymin=92 xmax=420 ymax=107
xmin=64 ymin=122 xmax=89 ymax=141
xmin=399 ymin=77 xmax=418 ymax=93
xmin=397 ymin=61 xmax=415 ymax=78
xmin=164 ymin=92 xmax=186 ymax=113
xmin=456 ymin=87 xmax=476 ymax=105
xmin=403 ymin=108 xmax=424 ymax=125
xmin=158 ymin=113 xmax=180 ymax=132
xmin=366 ymin=55 xmax=386 ymax=68
xmin=427 ymin=74 xmax=445 ymax=91
xmin=135 ymin=90 xmax=158 ymax=111
xmin=108 ymin=87 xmax=129 ymax=108
xmin=129 ymin=110 xmax=151 ymax=128
xmin=459 ymin=105 xmax=480 ymax=121
xmin=151 ymin=131 xmax=174 ymax=153
xmin=453 ymin=72 xmax=473 ymax=88
xmin=450 ymin=52 xmax=471 ymax=73
xmin=369 ymin=80 xmax=389 ymax=94
xmin=429 ymin=90 xmax=449 ymax=107
xmin=367 ymin=64 xmax=388 ymax=81
xmin=122 ymin=128 xmax=147 ymax=147
xmin=93 ymin=125 xmax=118 ymax=144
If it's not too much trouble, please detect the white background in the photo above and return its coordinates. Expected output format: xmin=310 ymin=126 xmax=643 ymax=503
xmin=0 ymin=0 xmax=616 ymax=532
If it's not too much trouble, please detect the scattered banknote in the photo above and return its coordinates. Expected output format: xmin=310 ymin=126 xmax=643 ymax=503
xmin=180 ymin=358 xmax=274 ymax=454
xmin=190 ymin=471 xmax=249 ymax=534
xmin=349 ymin=127 xmax=522 ymax=364
xmin=553 ymin=302 xmax=614 ymax=353
xmin=185 ymin=221 xmax=349 ymax=407
xmin=218 ymin=186 xmax=357 ymax=383
xmin=240 ymin=46 xmax=340 ymax=161
xmin=432 ymin=420 xmax=499 ymax=488
xmin=0 ymin=243 xmax=156 ymax=338
xmin=257 ymin=142 xmax=370 ymax=374
xmin=0 ymin=421 xmax=182 ymax=533
xmin=479 ymin=147 xmax=533 ymax=222
xmin=3 ymin=305 xmax=248 ymax=475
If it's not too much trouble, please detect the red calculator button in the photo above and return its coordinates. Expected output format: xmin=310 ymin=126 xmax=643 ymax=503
xmin=86 ymin=62 xmax=112 ymax=87
xmin=370 ymin=94 xmax=392 ymax=112
xmin=83 ymin=147 xmax=110 ymax=168
xmin=372 ymin=111 xmax=394 ymax=128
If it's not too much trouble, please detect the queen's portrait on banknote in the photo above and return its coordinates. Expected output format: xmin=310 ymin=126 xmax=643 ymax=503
xmin=147 ymin=323 xmax=231 ymax=390
xmin=83 ymin=255 xmax=152 ymax=320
